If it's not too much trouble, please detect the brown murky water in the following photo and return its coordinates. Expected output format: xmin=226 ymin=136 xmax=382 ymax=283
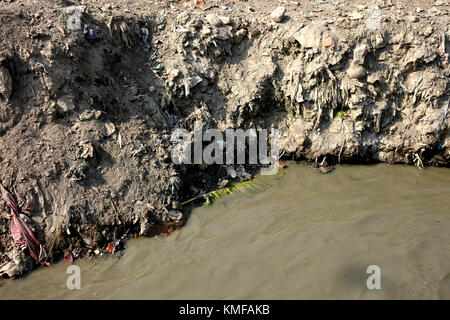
xmin=0 ymin=163 xmax=449 ymax=299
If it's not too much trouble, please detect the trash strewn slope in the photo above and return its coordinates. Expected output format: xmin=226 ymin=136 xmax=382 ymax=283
xmin=0 ymin=0 xmax=449 ymax=277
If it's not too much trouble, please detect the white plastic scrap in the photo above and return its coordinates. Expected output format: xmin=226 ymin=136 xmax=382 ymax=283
xmin=65 ymin=5 xmax=85 ymax=31
xmin=184 ymin=74 xmax=203 ymax=97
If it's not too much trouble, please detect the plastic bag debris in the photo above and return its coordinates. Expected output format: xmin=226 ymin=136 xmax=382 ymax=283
xmin=140 ymin=27 xmax=151 ymax=51
xmin=65 ymin=5 xmax=84 ymax=31
xmin=84 ymin=25 xmax=100 ymax=41
xmin=365 ymin=5 xmax=381 ymax=30
xmin=63 ymin=250 xmax=73 ymax=264
xmin=184 ymin=74 xmax=202 ymax=97
xmin=0 ymin=183 xmax=47 ymax=262
xmin=151 ymin=64 xmax=164 ymax=74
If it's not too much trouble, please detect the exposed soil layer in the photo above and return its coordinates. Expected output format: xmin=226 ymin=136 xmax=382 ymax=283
xmin=0 ymin=0 xmax=449 ymax=277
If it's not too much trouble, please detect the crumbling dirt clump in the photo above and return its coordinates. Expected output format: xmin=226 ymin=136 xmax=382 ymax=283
xmin=0 ymin=0 xmax=449 ymax=277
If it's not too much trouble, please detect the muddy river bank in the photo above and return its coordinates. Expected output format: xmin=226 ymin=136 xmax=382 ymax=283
xmin=1 ymin=163 xmax=448 ymax=299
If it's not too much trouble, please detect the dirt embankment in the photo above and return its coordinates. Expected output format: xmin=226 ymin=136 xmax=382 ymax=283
xmin=0 ymin=0 xmax=449 ymax=278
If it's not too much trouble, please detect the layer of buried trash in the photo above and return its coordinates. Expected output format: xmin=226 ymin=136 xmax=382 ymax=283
xmin=0 ymin=163 xmax=285 ymax=277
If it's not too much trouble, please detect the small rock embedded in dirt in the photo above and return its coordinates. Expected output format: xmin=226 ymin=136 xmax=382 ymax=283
xmin=347 ymin=63 xmax=366 ymax=80
xmin=206 ymin=13 xmax=223 ymax=27
xmin=322 ymin=37 xmax=333 ymax=48
xmin=353 ymin=44 xmax=368 ymax=65
xmin=407 ymin=15 xmax=418 ymax=23
xmin=233 ymin=29 xmax=247 ymax=43
xmin=66 ymin=162 xmax=89 ymax=182
xmin=294 ymin=22 xmax=324 ymax=48
xmin=270 ymin=6 xmax=286 ymax=23
xmin=79 ymin=109 xmax=102 ymax=121
xmin=79 ymin=141 xmax=94 ymax=159
xmin=104 ymin=122 xmax=116 ymax=137
xmin=200 ymin=26 xmax=212 ymax=36
xmin=219 ymin=16 xmax=232 ymax=25
xmin=168 ymin=210 xmax=183 ymax=223
xmin=56 ymin=95 xmax=75 ymax=114
xmin=423 ymin=25 xmax=434 ymax=37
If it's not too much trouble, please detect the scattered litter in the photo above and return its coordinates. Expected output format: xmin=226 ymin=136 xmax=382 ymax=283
xmin=118 ymin=132 xmax=123 ymax=149
xmin=115 ymin=20 xmax=131 ymax=48
xmin=219 ymin=6 xmax=233 ymax=11
xmin=412 ymin=71 xmax=423 ymax=91
xmin=23 ymin=194 xmax=39 ymax=212
xmin=218 ymin=179 xmax=229 ymax=188
xmin=226 ymin=166 xmax=237 ymax=178
xmin=322 ymin=37 xmax=333 ymax=47
xmin=0 ymin=183 xmax=47 ymax=262
xmin=63 ymin=251 xmax=73 ymax=264
xmin=79 ymin=141 xmax=94 ymax=159
xmin=142 ymin=15 xmax=152 ymax=29
xmin=414 ymin=153 xmax=424 ymax=170
xmin=440 ymin=101 xmax=449 ymax=124
xmin=104 ymin=122 xmax=116 ymax=137
xmin=184 ymin=0 xmax=204 ymax=3
xmin=184 ymin=74 xmax=202 ymax=97
xmin=235 ymin=165 xmax=251 ymax=180
xmin=349 ymin=11 xmax=364 ymax=20
xmin=65 ymin=5 xmax=84 ymax=31
xmin=66 ymin=162 xmax=88 ymax=182
xmin=140 ymin=27 xmax=151 ymax=51
xmin=175 ymin=26 xmax=189 ymax=33
xmin=168 ymin=210 xmax=183 ymax=222
xmin=270 ymin=6 xmax=286 ymax=23
xmin=84 ymin=25 xmax=100 ymax=41
xmin=151 ymin=63 xmax=164 ymax=74
xmin=296 ymin=83 xmax=304 ymax=103
xmin=169 ymin=175 xmax=182 ymax=194
xmin=106 ymin=243 xmax=115 ymax=253
xmin=366 ymin=5 xmax=381 ymax=30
